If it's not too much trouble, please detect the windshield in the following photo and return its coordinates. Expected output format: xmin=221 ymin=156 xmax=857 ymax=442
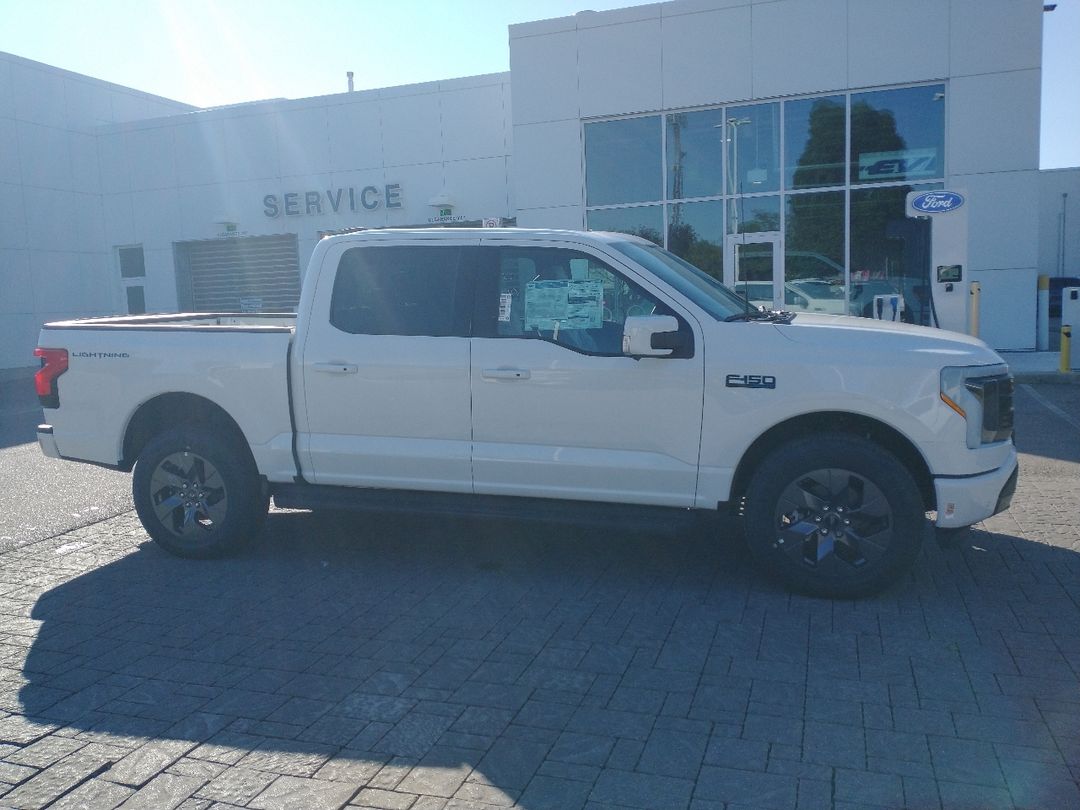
xmin=610 ymin=241 xmax=750 ymax=320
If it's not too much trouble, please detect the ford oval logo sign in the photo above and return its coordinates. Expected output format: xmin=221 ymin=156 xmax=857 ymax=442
xmin=911 ymin=191 xmax=965 ymax=213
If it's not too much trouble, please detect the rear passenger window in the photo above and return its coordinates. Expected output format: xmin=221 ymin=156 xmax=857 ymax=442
xmin=330 ymin=246 xmax=467 ymax=337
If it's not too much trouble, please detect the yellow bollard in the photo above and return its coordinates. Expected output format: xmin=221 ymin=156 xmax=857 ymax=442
xmin=1062 ymin=325 xmax=1073 ymax=373
xmin=969 ymin=281 xmax=981 ymax=337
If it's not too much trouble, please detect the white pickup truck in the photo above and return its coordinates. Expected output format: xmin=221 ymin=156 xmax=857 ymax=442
xmin=34 ymin=228 xmax=1017 ymax=597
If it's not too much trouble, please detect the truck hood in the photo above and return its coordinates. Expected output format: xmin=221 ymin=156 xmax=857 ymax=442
xmin=774 ymin=313 xmax=1005 ymax=367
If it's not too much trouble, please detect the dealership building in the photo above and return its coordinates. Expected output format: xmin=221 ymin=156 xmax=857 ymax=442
xmin=2 ymin=0 xmax=1077 ymax=370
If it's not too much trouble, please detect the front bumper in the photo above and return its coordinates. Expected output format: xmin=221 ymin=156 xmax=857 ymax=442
xmin=934 ymin=445 xmax=1019 ymax=528
xmin=37 ymin=425 xmax=61 ymax=459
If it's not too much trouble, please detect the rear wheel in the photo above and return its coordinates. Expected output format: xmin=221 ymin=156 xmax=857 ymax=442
xmin=742 ymin=434 xmax=926 ymax=598
xmin=132 ymin=427 xmax=267 ymax=558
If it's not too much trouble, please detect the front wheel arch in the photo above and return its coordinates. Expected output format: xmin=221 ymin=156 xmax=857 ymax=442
xmin=728 ymin=411 xmax=935 ymax=514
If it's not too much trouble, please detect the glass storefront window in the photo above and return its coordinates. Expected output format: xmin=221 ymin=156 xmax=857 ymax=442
xmin=582 ymin=83 xmax=949 ymax=324
xmin=785 ymin=191 xmax=845 ymax=310
xmin=727 ymin=103 xmax=780 ymax=195
xmin=849 ymin=183 xmax=941 ymax=323
xmin=728 ymin=195 xmax=780 ymax=234
xmin=851 ymin=85 xmax=945 ymax=185
xmin=585 ymin=117 xmax=662 ymax=206
xmin=587 ymin=205 xmax=664 ymax=245
xmin=666 ymin=109 xmax=724 ymax=201
xmin=667 ymin=201 xmax=724 ymax=280
xmin=784 ymin=95 xmax=845 ymax=190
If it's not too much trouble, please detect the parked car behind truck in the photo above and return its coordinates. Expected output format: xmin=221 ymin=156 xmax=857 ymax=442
xmin=35 ymin=229 xmax=1017 ymax=597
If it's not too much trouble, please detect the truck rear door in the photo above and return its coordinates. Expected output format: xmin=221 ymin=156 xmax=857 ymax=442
xmin=297 ymin=237 xmax=479 ymax=492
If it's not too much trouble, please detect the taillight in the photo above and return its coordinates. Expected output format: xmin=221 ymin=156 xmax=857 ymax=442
xmin=33 ymin=347 xmax=68 ymax=409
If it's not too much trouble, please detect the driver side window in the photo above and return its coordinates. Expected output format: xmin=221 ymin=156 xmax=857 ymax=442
xmin=486 ymin=246 xmax=666 ymax=356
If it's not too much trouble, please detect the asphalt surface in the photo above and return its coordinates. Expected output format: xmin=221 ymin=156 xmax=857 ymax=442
xmin=1012 ymin=382 xmax=1080 ymax=474
xmin=0 ymin=370 xmax=132 ymax=552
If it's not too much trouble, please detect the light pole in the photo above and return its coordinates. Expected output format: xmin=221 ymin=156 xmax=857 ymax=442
xmin=726 ymin=116 xmax=752 ymax=298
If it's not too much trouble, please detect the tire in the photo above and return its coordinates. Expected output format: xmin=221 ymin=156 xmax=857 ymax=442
xmin=132 ymin=427 xmax=268 ymax=559
xmin=742 ymin=434 xmax=926 ymax=598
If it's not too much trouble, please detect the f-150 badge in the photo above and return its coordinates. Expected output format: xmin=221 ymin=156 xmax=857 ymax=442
xmin=726 ymin=373 xmax=776 ymax=389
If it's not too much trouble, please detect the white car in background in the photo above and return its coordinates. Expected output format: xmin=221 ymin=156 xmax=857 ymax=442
xmin=735 ymin=280 xmax=847 ymax=314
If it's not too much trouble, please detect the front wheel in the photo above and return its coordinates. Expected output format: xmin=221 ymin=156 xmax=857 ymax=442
xmin=132 ymin=427 xmax=268 ymax=558
xmin=742 ymin=434 xmax=926 ymax=598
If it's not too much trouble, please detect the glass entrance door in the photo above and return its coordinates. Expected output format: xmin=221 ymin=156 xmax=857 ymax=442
xmin=728 ymin=232 xmax=781 ymax=311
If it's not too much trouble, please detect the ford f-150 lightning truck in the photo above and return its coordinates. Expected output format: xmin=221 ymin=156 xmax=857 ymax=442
xmin=34 ymin=229 xmax=1017 ymax=597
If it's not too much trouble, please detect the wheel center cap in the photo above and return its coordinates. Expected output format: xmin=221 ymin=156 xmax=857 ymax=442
xmin=822 ymin=513 xmax=844 ymax=532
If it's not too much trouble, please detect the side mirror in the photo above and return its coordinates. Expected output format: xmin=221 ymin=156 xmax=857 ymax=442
xmin=622 ymin=315 xmax=681 ymax=357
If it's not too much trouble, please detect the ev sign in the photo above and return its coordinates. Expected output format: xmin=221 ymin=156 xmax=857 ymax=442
xmin=858 ymin=148 xmax=939 ymax=181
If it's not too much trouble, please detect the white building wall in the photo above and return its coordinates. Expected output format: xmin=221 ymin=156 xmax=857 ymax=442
xmin=509 ymin=0 xmax=1043 ymax=350
xmin=1039 ymin=168 xmax=1080 ymax=279
xmin=98 ymin=73 xmax=513 ymax=311
xmin=0 ymin=52 xmax=193 ymax=370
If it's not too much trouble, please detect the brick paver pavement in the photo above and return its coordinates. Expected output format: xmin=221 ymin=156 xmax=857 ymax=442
xmin=0 ymin=465 xmax=1077 ymax=809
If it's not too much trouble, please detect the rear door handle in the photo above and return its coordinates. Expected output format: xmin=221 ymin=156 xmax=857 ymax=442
xmin=481 ymin=367 xmax=531 ymax=380
xmin=313 ymin=362 xmax=358 ymax=374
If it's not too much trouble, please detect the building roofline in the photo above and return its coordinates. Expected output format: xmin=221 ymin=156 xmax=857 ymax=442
xmin=0 ymin=49 xmax=195 ymax=110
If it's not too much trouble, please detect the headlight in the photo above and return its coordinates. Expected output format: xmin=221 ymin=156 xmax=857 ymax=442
xmin=940 ymin=364 xmax=1014 ymax=448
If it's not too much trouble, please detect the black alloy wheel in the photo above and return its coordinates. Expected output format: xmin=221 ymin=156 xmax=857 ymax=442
xmin=133 ymin=427 xmax=267 ymax=558
xmin=743 ymin=434 xmax=926 ymax=598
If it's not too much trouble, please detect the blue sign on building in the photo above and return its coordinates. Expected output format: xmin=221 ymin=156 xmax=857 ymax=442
xmin=911 ymin=191 xmax=965 ymax=213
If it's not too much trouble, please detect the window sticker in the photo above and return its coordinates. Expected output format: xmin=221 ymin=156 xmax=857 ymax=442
xmin=566 ymin=280 xmax=604 ymax=328
xmin=498 ymin=293 xmax=513 ymax=322
xmin=524 ymin=280 xmax=603 ymax=331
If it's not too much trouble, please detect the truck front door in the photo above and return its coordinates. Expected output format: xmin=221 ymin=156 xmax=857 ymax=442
xmin=469 ymin=241 xmax=705 ymax=508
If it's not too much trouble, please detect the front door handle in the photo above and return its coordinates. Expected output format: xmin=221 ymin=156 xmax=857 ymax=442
xmin=481 ymin=368 xmax=531 ymax=380
xmin=313 ymin=362 xmax=358 ymax=374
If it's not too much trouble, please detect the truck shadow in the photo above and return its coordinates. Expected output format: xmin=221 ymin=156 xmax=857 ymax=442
xmin=0 ymin=370 xmax=41 ymax=450
xmin=15 ymin=509 xmax=1080 ymax=808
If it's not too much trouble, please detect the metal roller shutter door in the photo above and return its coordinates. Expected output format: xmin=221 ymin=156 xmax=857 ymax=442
xmin=182 ymin=235 xmax=300 ymax=312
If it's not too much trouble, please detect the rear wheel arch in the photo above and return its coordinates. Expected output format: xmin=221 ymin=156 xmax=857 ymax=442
xmin=729 ymin=411 xmax=935 ymax=512
xmin=121 ymin=393 xmax=253 ymax=472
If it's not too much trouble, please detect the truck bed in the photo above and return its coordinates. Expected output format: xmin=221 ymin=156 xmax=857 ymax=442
xmin=38 ymin=313 xmax=297 ymax=479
